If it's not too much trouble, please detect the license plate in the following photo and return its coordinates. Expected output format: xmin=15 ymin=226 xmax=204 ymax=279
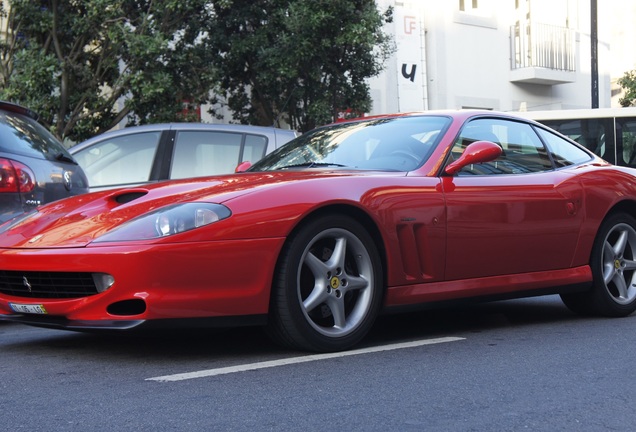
xmin=9 ymin=303 xmax=48 ymax=314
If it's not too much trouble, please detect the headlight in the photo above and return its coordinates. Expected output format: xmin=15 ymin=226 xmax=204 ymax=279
xmin=93 ymin=203 xmax=231 ymax=243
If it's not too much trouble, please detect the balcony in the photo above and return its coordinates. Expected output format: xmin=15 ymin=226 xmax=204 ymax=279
xmin=510 ymin=22 xmax=576 ymax=85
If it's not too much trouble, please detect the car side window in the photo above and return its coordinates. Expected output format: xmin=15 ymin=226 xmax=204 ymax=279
xmin=171 ymin=131 xmax=260 ymax=179
xmin=535 ymin=127 xmax=593 ymax=167
xmin=618 ymin=117 xmax=636 ymax=167
xmin=539 ymin=118 xmax=612 ymax=163
xmin=449 ymin=118 xmax=553 ymax=175
xmin=241 ymin=134 xmax=268 ymax=163
xmin=73 ymin=132 xmax=160 ymax=188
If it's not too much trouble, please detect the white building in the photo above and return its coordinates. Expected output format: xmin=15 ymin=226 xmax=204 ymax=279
xmin=367 ymin=0 xmax=614 ymax=115
xmin=601 ymin=0 xmax=636 ymax=106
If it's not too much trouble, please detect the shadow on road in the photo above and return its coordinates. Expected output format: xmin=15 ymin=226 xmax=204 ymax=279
xmin=0 ymin=294 xmax=588 ymax=360
xmin=367 ymin=294 xmax=579 ymax=344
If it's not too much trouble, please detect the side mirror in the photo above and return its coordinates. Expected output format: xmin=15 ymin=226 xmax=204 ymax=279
xmin=444 ymin=141 xmax=503 ymax=175
xmin=235 ymin=161 xmax=252 ymax=173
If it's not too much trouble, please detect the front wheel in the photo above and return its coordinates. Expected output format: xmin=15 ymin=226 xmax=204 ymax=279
xmin=267 ymin=215 xmax=383 ymax=352
xmin=561 ymin=212 xmax=636 ymax=317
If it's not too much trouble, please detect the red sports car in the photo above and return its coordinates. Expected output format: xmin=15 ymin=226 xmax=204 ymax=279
xmin=1 ymin=110 xmax=635 ymax=352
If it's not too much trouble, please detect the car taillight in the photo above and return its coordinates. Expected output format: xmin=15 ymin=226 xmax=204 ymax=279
xmin=0 ymin=158 xmax=35 ymax=193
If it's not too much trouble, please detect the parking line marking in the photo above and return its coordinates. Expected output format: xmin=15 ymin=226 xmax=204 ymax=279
xmin=146 ymin=336 xmax=465 ymax=382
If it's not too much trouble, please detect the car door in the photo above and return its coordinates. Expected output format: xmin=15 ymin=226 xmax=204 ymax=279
xmin=442 ymin=118 xmax=585 ymax=280
xmin=72 ymin=130 xmax=164 ymax=191
xmin=169 ymin=130 xmax=269 ymax=179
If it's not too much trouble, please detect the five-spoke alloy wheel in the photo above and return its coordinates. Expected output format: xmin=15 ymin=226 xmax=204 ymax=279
xmin=561 ymin=212 xmax=636 ymax=316
xmin=268 ymin=215 xmax=383 ymax=352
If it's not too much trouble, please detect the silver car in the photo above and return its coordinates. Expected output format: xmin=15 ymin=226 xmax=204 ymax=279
xmin=70 ymin=123 xmax=298 ymax=191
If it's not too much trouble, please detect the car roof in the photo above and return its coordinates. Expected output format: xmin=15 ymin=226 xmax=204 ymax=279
xmin=81 ymin=123 xmax=294 ymax=139
xmin=70 ymin=123 xmax=297 ymax=153
xmin=329 ymin=109 xmax=531 ymax=127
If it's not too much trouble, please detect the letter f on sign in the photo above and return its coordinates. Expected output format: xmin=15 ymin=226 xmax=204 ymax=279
xmin=404 ymin=16 xmax=417 ymax=35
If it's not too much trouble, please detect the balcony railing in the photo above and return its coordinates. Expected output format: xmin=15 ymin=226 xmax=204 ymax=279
xmin=511 ymin=22 xmax=575 ymax=72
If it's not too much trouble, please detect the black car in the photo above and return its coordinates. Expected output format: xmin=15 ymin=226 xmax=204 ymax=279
xmin=0 ymin=101 xmax=88 ymax=224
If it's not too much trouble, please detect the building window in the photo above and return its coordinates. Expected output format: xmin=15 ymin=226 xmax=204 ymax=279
xmin=460 ymin=0 xmax=483 ymax=13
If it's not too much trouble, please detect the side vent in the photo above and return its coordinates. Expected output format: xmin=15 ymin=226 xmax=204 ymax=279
xmin=396 ymin=223 xmax=421 ymax=280
xmin=396 ymin=222 xmax=436 ymax=281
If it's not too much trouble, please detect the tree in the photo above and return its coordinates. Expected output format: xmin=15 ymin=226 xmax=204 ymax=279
xmin=618 ymin=70 xmax=636 ymax=107
xmin=0 ymin=0 xmax=215 ymax=142
xmin=205 ymin=0 xmax=394 ymax=132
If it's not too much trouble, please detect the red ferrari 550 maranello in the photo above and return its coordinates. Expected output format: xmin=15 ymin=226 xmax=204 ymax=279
xmin=1 ymin=110 xmax=636 ymax=352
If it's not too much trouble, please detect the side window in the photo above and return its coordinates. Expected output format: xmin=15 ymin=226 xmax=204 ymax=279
xmin=171 ymin=131 xmax=243 ymax=179
xmin=535 ymin=127 xmax=593 ymax=167
xmin=241 ymin=134 xmax=268 ymax=163
xmin=73 ymin=132 xmax=160 ymax=188
xmin=450 ymin=118 xmax=553 ymax=175
xmin=617 ymin=117 xmax=636 ymax=167
xmin=539 ymin=118 xmax=614 ymax=164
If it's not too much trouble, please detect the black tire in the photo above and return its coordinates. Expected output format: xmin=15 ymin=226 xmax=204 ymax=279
xmin=561 ymin=212 xmax=636 ymax=317
xmin=267 ymin=215 xmax=383 ymax=352
xmin=559 ymin=292 xmax=595 ymax=315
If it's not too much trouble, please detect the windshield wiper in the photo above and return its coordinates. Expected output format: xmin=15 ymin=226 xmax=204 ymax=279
xmin=276 ymin=162 xmax=348 ymax=170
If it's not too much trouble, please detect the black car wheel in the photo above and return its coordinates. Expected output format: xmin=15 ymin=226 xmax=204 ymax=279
xmin=561 ymin=212 xmax=636 ymax=317
xmin=267 ymin=215 xmax=383 ymax=352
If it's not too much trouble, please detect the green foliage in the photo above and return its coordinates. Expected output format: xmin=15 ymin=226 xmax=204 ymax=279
xmin=0 ymin=0 xmax=215 ymax=141
xmin=618 ymin=70 xmax=636 ymax=107
xmin=0 ymin=0 xmax=394 ymax=140
xmin=205 ymin=0 xmax=394 ymax=132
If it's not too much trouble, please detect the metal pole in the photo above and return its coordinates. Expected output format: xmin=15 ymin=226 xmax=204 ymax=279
xmin=591 ymin=0 xmax=599 ymax=108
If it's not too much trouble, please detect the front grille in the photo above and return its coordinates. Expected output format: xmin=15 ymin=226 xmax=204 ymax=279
xmin=0 ymin=271 xmax=98 ymax=299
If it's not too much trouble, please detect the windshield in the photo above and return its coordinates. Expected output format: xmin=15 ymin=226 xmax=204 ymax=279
xmin=249 ymin=115 xmax=451 ymax=172
xmin=0 ymin=110 xmax=75 ymax=163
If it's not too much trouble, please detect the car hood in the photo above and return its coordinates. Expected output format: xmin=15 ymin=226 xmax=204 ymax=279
xmin=0 ymin=170 xmax=388 ymax=249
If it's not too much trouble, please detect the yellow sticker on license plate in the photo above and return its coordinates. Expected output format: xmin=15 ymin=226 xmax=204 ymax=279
xmin=9 ymin=303 xmax=47 ymax=314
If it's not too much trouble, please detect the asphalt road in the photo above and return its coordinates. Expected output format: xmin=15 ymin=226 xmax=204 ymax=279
xmin=1 ymin=294 xmax=635 ymax=431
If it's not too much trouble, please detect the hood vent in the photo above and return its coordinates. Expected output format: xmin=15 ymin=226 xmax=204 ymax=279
xmin=114 ymin=191 xmax=147 ymax=204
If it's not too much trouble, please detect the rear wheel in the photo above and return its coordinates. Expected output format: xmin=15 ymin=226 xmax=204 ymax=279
xmin=561 ymin=212 xmax=636 ymax=317
xmin=267 ymin=215 xmax=383 ymax=352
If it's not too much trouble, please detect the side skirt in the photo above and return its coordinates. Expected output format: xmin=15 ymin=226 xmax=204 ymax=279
xmin=383 ymin=265 xmax=592 ymax=313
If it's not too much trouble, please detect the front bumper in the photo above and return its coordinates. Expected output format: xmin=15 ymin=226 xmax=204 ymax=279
xmin=0 ymin=237 xmax=285 ymax=326
xmin=0 ymin=314 xmax=144 ymax=330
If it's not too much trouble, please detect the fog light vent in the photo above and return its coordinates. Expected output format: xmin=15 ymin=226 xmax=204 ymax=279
xmin=107 ymin=299 xmax=147 ymax=316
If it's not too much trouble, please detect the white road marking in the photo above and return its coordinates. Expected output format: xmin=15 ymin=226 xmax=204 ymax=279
xmin=146 ymin=336 xmax=465 ymax=382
